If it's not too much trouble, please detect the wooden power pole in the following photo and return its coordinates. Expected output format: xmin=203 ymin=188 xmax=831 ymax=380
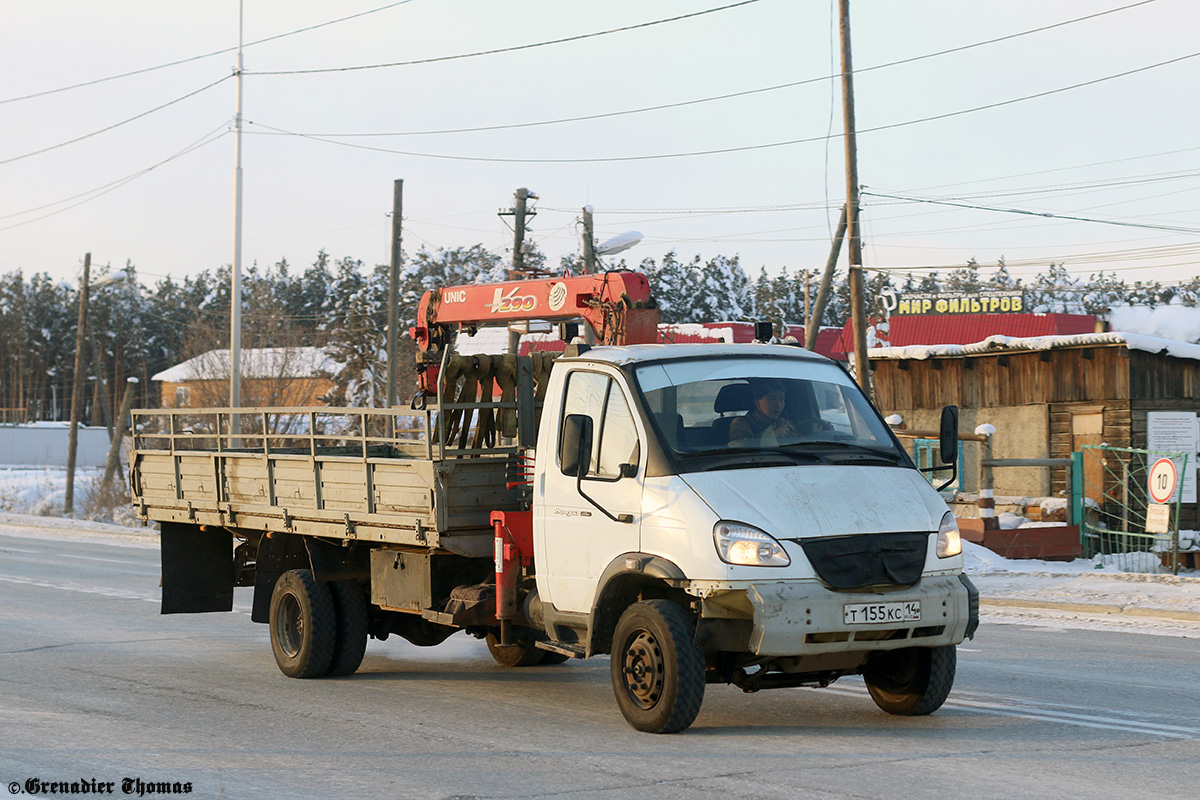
xmin=386 ymin=178 xmax=404 ymax=415
xmin=805 ymin=205 xmax=847 ymax=352
xmin=65 ymin=252 xmax=91 ymax=515
xmin=500 ymin=188 xmax=537 ymax=353
xmin=503 ymin=187 xmax=537 ymax=279
xmin=839 ymin=0 xmax=871 ymax=395
xmin=582 ymin=206 xmax=598 ymax=274
xmin=101 ymin=377 xmax=139 ymax=491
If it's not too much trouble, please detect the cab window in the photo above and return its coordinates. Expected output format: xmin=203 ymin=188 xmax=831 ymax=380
xmin=561 ymin=371 xmax=640 ymax=478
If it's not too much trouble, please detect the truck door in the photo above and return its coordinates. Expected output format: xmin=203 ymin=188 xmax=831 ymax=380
xmin=536 ymin=369 xmax=643 ymax=614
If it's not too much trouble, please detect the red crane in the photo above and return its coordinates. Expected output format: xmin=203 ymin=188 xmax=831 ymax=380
xmin=410 ymin=271 xmax=658 ymax=395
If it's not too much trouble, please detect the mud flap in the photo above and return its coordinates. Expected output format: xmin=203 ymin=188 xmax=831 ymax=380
xmin=160 ymin=521 xmax=233 ymax=614
xmin=959 ymin=573 xmax=979 ymax=639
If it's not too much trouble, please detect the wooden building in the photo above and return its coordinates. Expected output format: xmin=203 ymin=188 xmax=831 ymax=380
xmin=152 ymin=347 xmax=341 ymax=410
xmin=869 ymin=332 xmax=1200 ymax=528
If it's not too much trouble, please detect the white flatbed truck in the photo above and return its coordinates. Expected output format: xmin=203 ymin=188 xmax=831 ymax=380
xmin=133 ymin=273 xmax=977 ymax=733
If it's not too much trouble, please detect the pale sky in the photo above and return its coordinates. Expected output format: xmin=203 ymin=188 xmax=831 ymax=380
xmin=3 ymin=0 xmax=1199 ymax=290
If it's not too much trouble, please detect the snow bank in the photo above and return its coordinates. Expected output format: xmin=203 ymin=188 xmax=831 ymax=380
xmin=0 ymin=465 xmax=139 ymax=526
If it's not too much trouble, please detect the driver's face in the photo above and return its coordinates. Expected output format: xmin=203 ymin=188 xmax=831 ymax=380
xmin=756 ymin=390 xmax=785 ymax=420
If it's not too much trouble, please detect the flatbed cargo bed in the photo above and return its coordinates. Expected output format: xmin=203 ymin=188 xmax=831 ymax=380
xmin=131 ymin=406 xmax=525 ymax=557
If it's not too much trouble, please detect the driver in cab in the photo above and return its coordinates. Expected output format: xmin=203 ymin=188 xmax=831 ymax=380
xmin=728 ymin=379 xmax=797 ymax=445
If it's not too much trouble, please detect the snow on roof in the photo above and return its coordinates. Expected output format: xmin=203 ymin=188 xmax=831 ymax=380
xmin=453 ymin=326 xmax=560 ymax=356
xmin=1109 ymin=304 xmax=1200 ymax=343
xmin=869 ymin=331 xmax=1200 ymax=362
xmin=151 ymin=347 xmax=343 ymax=382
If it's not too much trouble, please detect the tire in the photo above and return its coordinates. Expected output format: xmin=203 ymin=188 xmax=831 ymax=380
xmin=485 ymin=631 xmax=547 ymax=667
xmin=862 ymin=645 xmax=956 ymax=716
xmin=610 ymin=600 xmax=705 ymax=734
xmin=538 ymin=650 xmax=571 ymax=665
xmin=269 ymin=569 xmax=336 ymax=679
xmin=327 ymin=580 xmax=369 ymax=677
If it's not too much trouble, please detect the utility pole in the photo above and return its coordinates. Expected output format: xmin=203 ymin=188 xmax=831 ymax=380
xmin=501 ymin=187 xmax=537 ymax=279
xmin=803 ymin=269 xmax=810 ymax=331
xmin=230 ymin=0 xmax=245 ymax=430
xmin=386 ymin=179 xmax=404 ymax=418
xmin=500 ymin=188 xmax=537 ymax=354
xmin=839 ymin=0 xmax=871 ymax=395
xmin=805 ymin=205 xmax=847 ymax=351
xmin=581 ymin=205 xmax=598 ymax=274
xmin=65 ymin=253 xmax=91 ymax=516
xmin=101 ymin=377 xmax=139 ymax=491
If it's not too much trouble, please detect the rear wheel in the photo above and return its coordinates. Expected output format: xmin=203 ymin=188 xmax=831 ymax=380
xmin=863 ymin=645 xmax=956 ymax=715
xmin=610 ymin=600 xmax=705 ymax=733
xmin=269 ymin=569 xmax=336 ymax=678
xmin=327 ymin=580 xmax=369 ymax=677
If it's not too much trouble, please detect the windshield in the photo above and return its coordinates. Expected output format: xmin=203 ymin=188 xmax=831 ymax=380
xmin=635 ymin=357 xmax=906 ymax=466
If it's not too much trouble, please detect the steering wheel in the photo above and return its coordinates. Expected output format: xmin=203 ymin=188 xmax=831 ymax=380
xmin=794 ymin=419 xmax=834 ymax=435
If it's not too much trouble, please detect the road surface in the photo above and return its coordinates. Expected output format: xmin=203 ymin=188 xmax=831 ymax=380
xmin=2 ymin=528 xmax=1197 ymax=800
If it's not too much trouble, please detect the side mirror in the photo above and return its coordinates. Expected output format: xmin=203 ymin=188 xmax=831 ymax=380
xmin=939 ymin=405 xmax=959 ymax=466
xmin=560 ymin=414 xmax=593 ymax=477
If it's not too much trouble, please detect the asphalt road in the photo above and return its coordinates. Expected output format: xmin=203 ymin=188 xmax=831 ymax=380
xmin=2 ymin=530 xmax=1198 ymax=800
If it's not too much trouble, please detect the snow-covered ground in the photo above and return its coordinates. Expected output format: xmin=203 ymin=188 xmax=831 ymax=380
xmin=0 ymin=464 xmax=139 ymax=526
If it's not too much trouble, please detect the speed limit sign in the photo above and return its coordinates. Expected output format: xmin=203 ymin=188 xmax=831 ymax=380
xmin=1148 ymin=458 xmax=1178 ymax=504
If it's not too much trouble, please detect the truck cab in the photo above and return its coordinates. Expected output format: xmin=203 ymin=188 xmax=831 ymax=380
xmin=530 ymin=343 xmax=976 ymax=732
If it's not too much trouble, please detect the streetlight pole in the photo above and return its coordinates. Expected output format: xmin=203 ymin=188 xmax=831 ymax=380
xmin=230 ymin=0 xmax=245 ymax=428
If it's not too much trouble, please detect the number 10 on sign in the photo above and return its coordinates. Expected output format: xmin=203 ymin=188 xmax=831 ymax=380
xmin=1148 ymin=458 xmax=1178 ymax=505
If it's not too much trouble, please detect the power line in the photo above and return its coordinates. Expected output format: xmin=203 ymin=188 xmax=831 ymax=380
xmin=0 ymin=125 xmax=230 ymax=232
xmin=538 ymin=165 xmax=1200 ymax=219
xmin=247 ymin=1 xmax=1160 ymax=138
xmin=861 ymin=190 xmax=1200 ymax=236
xmin=0 ymin=76 xmax=232 ymax=166
xmin=248 ymin=1 xmax=764 ymax=76
xmin=247 ymin=48 xmax=1200 ymax=164
xmin=0 ymin=1 xmax=421 ymax=105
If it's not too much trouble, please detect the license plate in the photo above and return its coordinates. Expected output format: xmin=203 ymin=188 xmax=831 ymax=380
xmin=843 ymin=601 xmax=921 ymax=625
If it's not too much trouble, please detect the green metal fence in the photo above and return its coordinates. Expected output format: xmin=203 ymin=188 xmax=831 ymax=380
xmin=1071 ymin=445 xmax=1187 ymax=574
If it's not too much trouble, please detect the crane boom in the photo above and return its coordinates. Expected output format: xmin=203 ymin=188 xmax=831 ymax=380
xmin=411 ymin=271 xmax=657 ymax=352
xmin=409 ymin=270 xmax=657 ymax=399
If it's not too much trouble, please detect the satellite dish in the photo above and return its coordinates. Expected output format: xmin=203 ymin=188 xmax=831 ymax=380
xmin=595 ymin=231 xmax=643 ymax=256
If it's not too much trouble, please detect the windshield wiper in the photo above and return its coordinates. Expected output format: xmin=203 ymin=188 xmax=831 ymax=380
xmin=678 ymin=447 xmax=822 ymax=469
xmin=784 ymin=440 xmax=904 ymax=461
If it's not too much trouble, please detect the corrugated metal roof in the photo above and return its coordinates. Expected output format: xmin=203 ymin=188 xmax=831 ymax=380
xmin=834 ymin=313 xmax=1098 ymax=354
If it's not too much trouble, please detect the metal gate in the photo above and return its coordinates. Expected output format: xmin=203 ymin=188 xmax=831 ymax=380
xmin=1071 ymin=445 xmax=1187 ymax=574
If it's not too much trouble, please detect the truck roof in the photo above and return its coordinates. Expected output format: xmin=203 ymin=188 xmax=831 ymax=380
xmin=561 ymin=342 xmax=832 ymax=366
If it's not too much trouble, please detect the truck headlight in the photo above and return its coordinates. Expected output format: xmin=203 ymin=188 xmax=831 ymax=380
xmin=936 ymin=511 xmax=962 ymax=558
xmin=714 ymin=522 xmax=790 ymax=567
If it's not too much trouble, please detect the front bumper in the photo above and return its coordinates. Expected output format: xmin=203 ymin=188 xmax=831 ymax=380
xmin=698 ymin=574 xmax=976 ymax=657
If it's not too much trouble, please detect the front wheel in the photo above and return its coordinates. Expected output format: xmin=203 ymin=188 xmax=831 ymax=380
xmin=862 ymin=645 xmax=956 ymax=715
xmin=610 ymin=600 xmax=705 ymax=733
xmin=269 ymin=569 xmax=336 ymax=678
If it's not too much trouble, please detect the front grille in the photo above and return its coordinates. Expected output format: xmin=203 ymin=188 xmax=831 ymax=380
xmin=790 ymin=532 xmax=929 ymax=590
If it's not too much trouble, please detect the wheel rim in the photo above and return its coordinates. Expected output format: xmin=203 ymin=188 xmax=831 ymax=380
xmin=870 ymin=649 xmax=920 ymax=693
xmin=620 ymin=628 xmax=665 ymax=709
xmin=275 ymin=593 xmax=303 ymax=658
